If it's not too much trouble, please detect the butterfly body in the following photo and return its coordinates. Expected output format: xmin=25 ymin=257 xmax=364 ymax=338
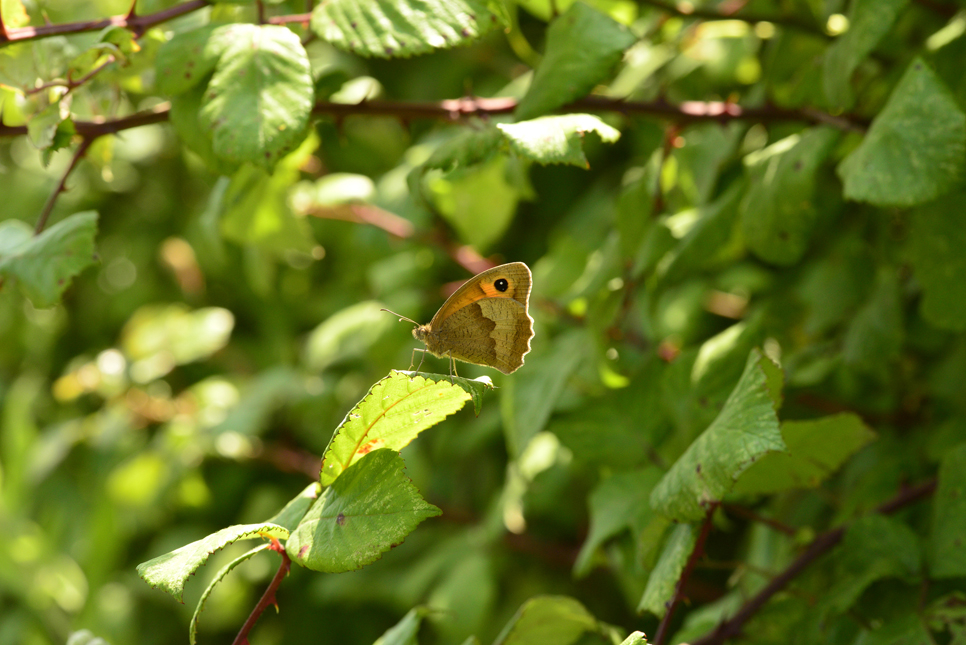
xmin=409 ymin=262 xmax=534 ymax=375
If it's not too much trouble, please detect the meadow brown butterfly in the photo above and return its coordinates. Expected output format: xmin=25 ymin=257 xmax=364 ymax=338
xmin=383 ymin=262 xmax=534 ymax=375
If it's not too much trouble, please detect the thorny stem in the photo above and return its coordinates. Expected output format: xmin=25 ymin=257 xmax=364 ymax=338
xmin=0 ymin=0 xmax=209 ymax=44
xmin=0 ymin=96 xmax=872 ymax=142
xmin=34 ymin=137 xmax=92 ymax=235
xmin=652 ymin=505 xmax=718 ymax=645
xmin=231 ymin=546 xmax=291 ymax=645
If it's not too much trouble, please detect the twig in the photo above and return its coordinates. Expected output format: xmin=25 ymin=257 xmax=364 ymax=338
xmin=35 ymin=137 xmax=93 ymax=235
xmin=653 ymin=505 xmax=718 ymax=645
xmin=26 ymin=56 xmax=116 ymax=96
xmin=0 ymin=0 xmax=209 ymax=44
xmin=722 ymin=503 xmax=797 ymax=537
xmin=691 ymin=478 xmax=937 ymax=645
xmin=0 ymin=96 xmax=872 ymax=143
xmin=231 ymin=547 xmax=291 ymax=645
xmin=268 ymin=12 xmax=312 ymax=26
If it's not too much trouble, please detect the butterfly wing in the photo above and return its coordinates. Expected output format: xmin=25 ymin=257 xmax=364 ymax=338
xmin=424 ymin=263 xmax=535 ymax=374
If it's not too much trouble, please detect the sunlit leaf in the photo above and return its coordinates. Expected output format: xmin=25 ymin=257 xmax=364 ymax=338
xmin=287 ymin=450 xmax=441 ymax=572
xmin=515 ymin=2 xmax=635 ymax=121
xmin=199 ymin=24 xmax=313 ymax=171
xmin=310 ymin=0 xmax=508 ymax=58
xmin=136 ymin=523 xmax=289 ymax=602
xmin=498 ymin=114 xmax=620 ymax=167
xmin=319 ymin=371 xmax=486 ymax=486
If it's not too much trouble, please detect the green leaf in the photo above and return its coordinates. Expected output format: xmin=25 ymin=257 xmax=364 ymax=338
xmin=493 ymin=596 xmax=599 ymax=645
xmin=373 ymin=607 xmax=431 ymax=645
xmin=319 ymin=372 xmax=482 ymax=486
xmin=287 ymin=450 xmax=441 ymax=572
xmin=310 ymin=0 xmax=509 ymax=59
xmin=169 ymin=84 xmax=240 ymax=176
xmin=619 ymin=632 xmax=647 ymax=645
xmin=929 ymin=443 xmax=966 ymax=578
xmin=136 ymin=523 xmax=289 ymax=602
xmin=909 ymin=192 xmax=966 ymax=331
xmin=421 ymin=125 xmax=505 ymax=173
xmin=740 ymin=127 xmax=839 ymax=266
xmin=0 ymin=211 xmax=98 ymax=308
xmin=497 ymin=114 xmax=620 ymax=167
xmin=822 ymin=0 xmax=909 ymax=109
xmin=189 ymin=544 xmax=269 ymax=645
xmin=733 ymin=413 xmax=877 ymax=495
xmin=267 ymin=482 xmax=320 ymax=532
xmin=199 ymin=24 xmax=314 ymax=171
xmin=843 ymin=269 xmax=902 ymax=373
xmin=574 ymin=468 xmax=663 ymax=578
xmin=638 ymin=523 xmax=696 ymax=617
xmin=155 ymin=24 xmax=225 ymax=96
xmin=821 ymin=514 xmax=921 ymax=616
xmin=838 ymin=58 xmax=965 ymax=207
xmin=650 ymin=349 xmax=785 ymax=522
xmin=515 ymin=2 xmax=635 ymax=121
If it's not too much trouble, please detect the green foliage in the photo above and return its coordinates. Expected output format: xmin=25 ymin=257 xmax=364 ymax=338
xmin=650 ymin=350 xmax=784 ymax=522
xmin=310 ymin=0 xmax=509 ymax=58
xmin=137 ymin=524 xmax=290 ymax=602
xmin=288 ymin=449 xmax=442 ymax=572
xmin=3 ymin=0 xmax=966 ymax=644
xmin=0 ymin=211 xmax=97 ymax=307
xmin=514 ymin=2 xmax=635 ymax=121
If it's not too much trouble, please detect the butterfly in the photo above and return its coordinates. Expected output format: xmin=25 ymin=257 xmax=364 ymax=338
xmin=384 ymin=262 xmax=534 ymax=376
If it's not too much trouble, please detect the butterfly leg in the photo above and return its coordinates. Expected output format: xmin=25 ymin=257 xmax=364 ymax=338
xmin=448 ymin=353 xmax=459 ymax=383
xmin=411 ymin=348 xmax=427 ymax=374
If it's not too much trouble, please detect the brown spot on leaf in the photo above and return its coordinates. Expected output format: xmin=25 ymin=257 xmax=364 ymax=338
xmin=337 ymin=513 xmax=346 ymax=526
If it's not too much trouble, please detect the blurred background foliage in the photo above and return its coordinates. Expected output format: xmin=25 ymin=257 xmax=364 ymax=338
xmin=2 ymin=0 xmax=966 ymax=644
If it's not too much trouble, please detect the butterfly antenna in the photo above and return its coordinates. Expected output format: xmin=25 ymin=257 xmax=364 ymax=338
xmin=380 ymin=308 xmax=419 ymax=326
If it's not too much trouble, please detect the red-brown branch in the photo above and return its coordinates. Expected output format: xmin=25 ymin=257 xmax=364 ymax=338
xmin=653 ymin=505 xmax=718 ymax=645
xmin=691 ymin=479 xmax=937 ymax=645
xmin=35 ymin=137 xmax=92 ymax=234
xmin=231 ymin=548 xmax=291 ymax=645
xmin=0 ymin=97 xmax=871 ymax=143
xmin=0 ymin=0 xmax=209 ymax=44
